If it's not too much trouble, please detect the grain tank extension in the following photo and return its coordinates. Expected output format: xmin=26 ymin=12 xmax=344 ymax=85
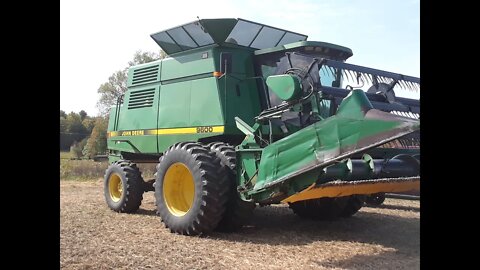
xmin=104 ymin=18 xmax=420 ymax=235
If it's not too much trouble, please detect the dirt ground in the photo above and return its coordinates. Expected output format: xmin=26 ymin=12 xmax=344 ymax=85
xmin=60 ymin=180 xmax=419 ymax=270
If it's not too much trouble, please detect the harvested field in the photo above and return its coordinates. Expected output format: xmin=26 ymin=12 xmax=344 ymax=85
xmin=60 ymin=180 xmax=419 ymax=270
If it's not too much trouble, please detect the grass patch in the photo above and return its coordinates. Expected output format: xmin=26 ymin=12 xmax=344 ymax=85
xmin=60 ymin=151 xmax=72 ymax=160
xmin=60 ymin=159 xmax=107 ymax=181
xmin=60 ymin=153 xmax=157 ymax=181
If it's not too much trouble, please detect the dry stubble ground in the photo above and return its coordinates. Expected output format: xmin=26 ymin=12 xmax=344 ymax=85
xmin=60 ymin=180 xmax=419 ymax=270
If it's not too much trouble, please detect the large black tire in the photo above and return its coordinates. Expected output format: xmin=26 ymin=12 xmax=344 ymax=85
xmin=340 ymin=195 xmax=366 ymax=217
xmin=366 ymin=193 xmax=386 ymax=206
xmin=207 ymin=142 xmax=255 ymax=232
xmin=289 ymin=197 xmax=349 ymax=220
xmin=104 ymin=160 xmax=144 ymax=213
xmin=155 ymin=142 xmax=229 ymax=235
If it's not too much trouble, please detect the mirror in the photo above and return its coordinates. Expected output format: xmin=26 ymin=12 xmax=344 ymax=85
xmin=220 ymin=52 xmax=232 ymax=74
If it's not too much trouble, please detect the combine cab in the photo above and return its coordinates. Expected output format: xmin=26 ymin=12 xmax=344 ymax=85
xmin=104 ymin=18 xmax=420 ymax=235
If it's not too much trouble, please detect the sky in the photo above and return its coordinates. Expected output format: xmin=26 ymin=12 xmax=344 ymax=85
xmin=60 ymin=0 xmax=419 ymax=116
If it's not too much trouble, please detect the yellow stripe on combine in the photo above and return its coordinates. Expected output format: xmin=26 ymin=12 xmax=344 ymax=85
xmin=108 ymin=126 xmax=224 ymax=137
xmin=153 ymin=126 xmax=224 ymax=135
xmin=148 ymin=127 xmax=197 ymax=135
xmin=108 ymin=131 xmax=120 ymax=137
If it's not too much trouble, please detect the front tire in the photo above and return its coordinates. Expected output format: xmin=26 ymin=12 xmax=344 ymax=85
xmin=155 ymin=142 xmax=229 ymax=235
xmin=104 ymin=160 xmax=144 ymax=213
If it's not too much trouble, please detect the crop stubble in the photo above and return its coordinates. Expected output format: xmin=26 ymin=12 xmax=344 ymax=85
xmin=60 ymin=180 xmax=419 ymax=270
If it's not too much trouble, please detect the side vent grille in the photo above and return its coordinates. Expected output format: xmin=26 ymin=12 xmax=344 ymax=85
xmin=131 ymin=65 xmax=159 ymax=86
xmin=128 ymin=88 xmax=155 ymax=109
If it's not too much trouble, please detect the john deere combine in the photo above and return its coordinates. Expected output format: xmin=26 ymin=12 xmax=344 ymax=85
xmin=104 ymin=18 xmax=420 ymax=235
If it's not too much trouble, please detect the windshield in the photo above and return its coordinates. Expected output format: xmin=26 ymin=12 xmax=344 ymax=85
xmin=318 ymin=66 xmax=336 ymax=87
xmin=255 ymin=53 xmax=343 ymax=110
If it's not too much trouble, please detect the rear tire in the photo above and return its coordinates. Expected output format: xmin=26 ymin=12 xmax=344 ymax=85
xmin=207 ymin=142 xmax=255 ymax=232
xmin=289 ymin=197 xmax=349 ymax=220
xmin=104 ymin=160 xmax=144 ymax=213
xmin=155 ymin=142 xmax=229 ymax=235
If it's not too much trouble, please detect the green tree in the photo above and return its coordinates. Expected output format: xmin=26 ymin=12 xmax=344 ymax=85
xmin=97 ymin=71 xmax=128 ymax=116
xmin=65 ymin=112 xmax=88 ymax=135
xmin=128 ymin=50 xmax=165 ymax=67
xmin=60 ymin=110 xmax=67 ymax=135
xmin=79 ymin=110 xmax=87 ymax=121
xmin=60 ymin=117 xmax=67 ymax=133
xmin=82 ymin=117 xmax=96 ymax=134
xmin=83 ymin=117 xmax=108 ymax=158
xmin=96 ymin=50 xmax=165 ymax=116
xmin=61 ymin=110 xmax=91 ymax=150
xmin=70 ymin=138 xmax=88 ymax=159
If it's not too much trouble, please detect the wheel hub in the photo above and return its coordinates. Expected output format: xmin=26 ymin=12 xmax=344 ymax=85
xmin=108 ymin=173 xmax=123 ymax=202
xmin=163 ymin=162 xmax=195 ymax=217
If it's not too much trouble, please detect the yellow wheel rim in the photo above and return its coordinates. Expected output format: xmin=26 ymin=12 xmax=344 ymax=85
xmin=163 ymin=162 xmax=195 ymax=217
xmin=108 ymin=173 xmax=123 ymax=202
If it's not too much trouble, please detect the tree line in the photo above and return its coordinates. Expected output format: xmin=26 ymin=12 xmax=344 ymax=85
xmin=61 ymin=50 xmax=165 ymax=159
xmin=60 ymin=110 xmax=108 ymax=159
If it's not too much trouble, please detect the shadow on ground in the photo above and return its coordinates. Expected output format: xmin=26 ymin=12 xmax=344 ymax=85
xmin=111 ymin=196 xmax=419 ymax=269
xmin=135 ymin=203 xmax=419 ymax=251
xmin=135 ymin=208 xmax=158 ymax=217
xmin=210 ymin=205 xmax=418 ymax=246
xmin=364 ymin=202 xmax=420 ymax=212
xmin=209 ymin=205 xmax=419 ymax=268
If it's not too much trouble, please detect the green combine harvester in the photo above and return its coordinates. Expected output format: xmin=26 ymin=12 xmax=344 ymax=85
xmin=104 ymin=18 xmax=420 ymax=235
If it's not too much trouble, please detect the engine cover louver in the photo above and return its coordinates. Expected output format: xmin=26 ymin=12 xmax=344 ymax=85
xmin=128 ymin=88 xmax=155 ymax=109
xmin=131 ymin=65 xmax=159 ymax=86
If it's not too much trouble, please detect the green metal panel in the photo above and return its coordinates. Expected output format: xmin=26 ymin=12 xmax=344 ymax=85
xmin=157 ymin=76 xmax=225 ymax=152
xmin=107 ymin=106 xmax=117 ymax=131
xmin=110 ymin=84 xmax=160 ymax=153
xmin=213 ymin=47 xmax=261 ymax=127
xmin=156 ymin=45 xmax=262 ymax=153
xmin=160 ymin=48 xmax=216 ymax=81
xmin=108 ymin=141 xmax=141 ymax=153
xmin=266 ymin=74 xmax=302 ymax=101
xmin=158 ymin=77 xmax=223 ymax=127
